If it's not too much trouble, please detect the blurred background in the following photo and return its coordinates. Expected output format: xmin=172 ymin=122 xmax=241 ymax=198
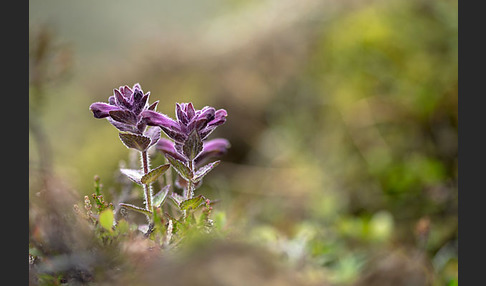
xmin=29 ymin=0 xmax=457 ymax=285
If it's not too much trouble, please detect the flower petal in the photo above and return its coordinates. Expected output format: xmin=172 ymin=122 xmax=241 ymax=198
xmin=132 ymin=88 xmax=143 ymax=102
xmin=195 ymin=138 xmax=230 ymax=166
xmin=132 ymin=83 xmax=141 ymax=91
xmin=141 ymin=110 xmax=180 ymax=131
xmin=90 ymin=102 xmax=121 ymax=118
xmin=148 ymin=100 xmax=159 ymax=111
xmin=187 ymin=106 xmax=215 ymax=131
xmin=207 ymin=109 xmax=227 ymax=127
xmin=176 ymin=103 xmax=189 ymax=125
xmin=155 ymin=138 xmax=186 ymax=161
xmin=119 ymin=85 xmax=133 ymax=98
xmin=114 ymin=89 xmax=131 ymax=109
xmin=108 ymin=96 xmax=116 ymax=105
xmin=109 ymin=110 xmax=138 ymax=125
xmin=133 ymin=91 xmax=149 ymax=115
xmin=186 ymin=103 xmax=196 ymax=120
xmin=144 ymin=126 xmax=161 ymax=147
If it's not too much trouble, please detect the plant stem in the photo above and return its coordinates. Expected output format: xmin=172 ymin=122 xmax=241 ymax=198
xmin=186 ymin=160 xmax=195 ymax=200
xmin=142 ymin=150 xmax=149 ymax=174
xmin=141 ymin=150 xmax=153 ymax=221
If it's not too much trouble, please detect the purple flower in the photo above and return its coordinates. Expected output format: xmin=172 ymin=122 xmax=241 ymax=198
xmin=90 ymin=83 xmax=158 ymax=134
xmin=142 ymin=103 xmax=227 ymax=142
xmin=143 ymin=102 xmax=227 ymax=160
xmin=155 ymin=138 xmax=186 ymax=162
xmin=156 ymin=138 xmax=230 ymax=167
xmin=194 ymin=138 xmax=231 ymax=166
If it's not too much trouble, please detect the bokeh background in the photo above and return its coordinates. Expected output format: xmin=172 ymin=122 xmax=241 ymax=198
xmin=29 ymin=0 xmax=457 ymax=285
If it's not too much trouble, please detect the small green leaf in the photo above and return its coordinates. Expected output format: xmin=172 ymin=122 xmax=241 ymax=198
xmin=119 ymin=133 xmax=151 ymax=151
xmin=116 ymin=219 xmax=130 ymax=235
xmin=170 ymin=192 xmax=184 ymax=206
xmin=93 ymin=175 xmax=102 ymax=196
xmin=120 ymin=168 xmax=143 ymax=185
xmin=193 ymin=160 xmax=220 ymax=183
xmin=119 ymin=203 xmax=152 ymax=216
xmin=141 ymin=164 xmax=170 ymax=185
xmin=166 ymin=154 xmax=192 ymax=180
xmin=99 ymin=209 xmax=114 ymax=232
xmin=183 ymin=129 xmax=203 ymax=160
xmin=184 ymin=212 xmax=197 ymax=226
xmin=153 ymin=185 xmax=171 ymax=208
xmin=179 ymin=195 xmax=206 ymax=211
xmin=152 ymin=208 xmax=166 ymax=239
xmin=164 ymin=213 xmax=183 ymax=234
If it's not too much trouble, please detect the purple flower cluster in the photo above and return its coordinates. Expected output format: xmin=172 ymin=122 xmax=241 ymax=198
xmin=156 ymin=138 xmax=230 ymax=167
xmin=89 ymin=83 xmax=229 ymax=164
xmin=89 ymin=83 xmax=158 ymax=134
xmin=143 ymin=102 xmax=228 ymax=161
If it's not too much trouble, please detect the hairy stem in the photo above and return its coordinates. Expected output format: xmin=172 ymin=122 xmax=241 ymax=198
xmin=186 ymin=160 xmax=195 ymax=200
xmin=141 ymin=150 xmax=153 ymax=221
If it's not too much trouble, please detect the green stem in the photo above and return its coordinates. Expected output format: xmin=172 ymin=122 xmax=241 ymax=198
xmin=141 ymin=150 xmax=153 ymax=221
xmin=186 ymin=160 xmax=195 ymax=200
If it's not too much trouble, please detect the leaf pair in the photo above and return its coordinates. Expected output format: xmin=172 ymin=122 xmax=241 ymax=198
xmin=165 ymin=154 xmax=220 ymax=183
xmin=169 ymin=193 xmax=206 ymax=212
xmin=119 ymin=186 xmax=170 ymax=218
xmin=179 ymin=195 xmax=206 ymax=211
xmin=120 ymin=164 xmax=170 ymax=185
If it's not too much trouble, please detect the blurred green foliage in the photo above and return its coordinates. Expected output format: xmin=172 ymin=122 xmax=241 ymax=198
xmin=30 ymin=0 xmax=457 ymax=285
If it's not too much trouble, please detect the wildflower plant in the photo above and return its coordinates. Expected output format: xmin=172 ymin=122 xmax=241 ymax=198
xmin=144 ymin=102 xmax=228 ymax=200
xmin=88 ymin=83 xmax=228 ymax=244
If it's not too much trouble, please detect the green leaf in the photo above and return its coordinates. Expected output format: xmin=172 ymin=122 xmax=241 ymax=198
xmin=184 ymin=212 xmax=197 ymax=227
xmin=141 ymin=164 xmax=170 ymax=185
xmin=166 ymin=154 xmax=192 ymax=180
xmin=99 ymin=209 xmax=114 ymax=232
xmin=179 ymin=195 xmax=205 ymax=211
xmin=93 ymin=175 xmax=102 ymax=196
xmin=153 ymin=185 xmax=171 ymax=208
xmin=193 ymin=160 xmax=220 ymax=183
xmin=119 ymin=133 xmax=151 ymax=151
xmin=198 ymin=199 xmax=212 ymax=227
xmin=120 ymin=168 xmax=143 ymax=185
xmin=170 ymin=192 xmax=184 ymax=206
xmin=164 ymin=213 xmax=183 ymax=234
xmin=152 ymin=207 xmax=166 ymax=238
xmin=182 ymin=129 xmax=203 ymax=160
xmin=116 ymin=219 xmax=130 ymax=235
xmin=119 ymin=203 xmax=152 ymax=216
